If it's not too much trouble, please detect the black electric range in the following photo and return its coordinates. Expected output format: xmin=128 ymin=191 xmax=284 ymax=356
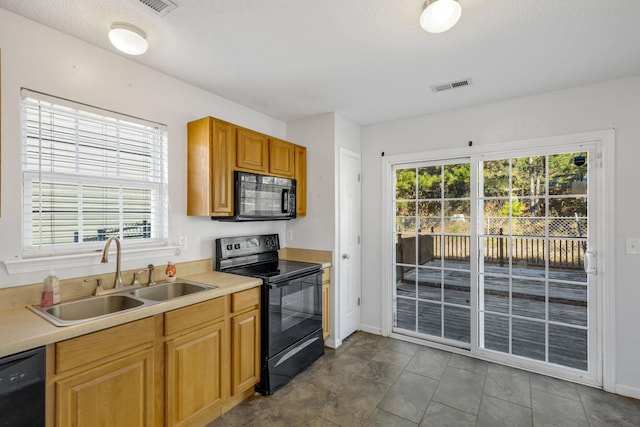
xmin=215 ymin=234 xmax=324 ymax=395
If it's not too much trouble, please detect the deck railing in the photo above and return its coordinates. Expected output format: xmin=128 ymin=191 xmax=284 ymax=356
xmin=397 ymin=233 xmax=584 ymax=270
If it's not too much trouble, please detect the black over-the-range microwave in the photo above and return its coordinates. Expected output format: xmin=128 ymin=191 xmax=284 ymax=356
xmin=215 ymin=171 xmax=296 ymax=221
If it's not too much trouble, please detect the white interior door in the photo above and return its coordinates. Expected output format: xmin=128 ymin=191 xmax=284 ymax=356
xmin=339 ymin=149 xmax=361 ymax=340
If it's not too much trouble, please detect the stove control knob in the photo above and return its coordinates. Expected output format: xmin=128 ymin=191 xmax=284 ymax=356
xmin=234 ymin=243 xmax=241 ymax=249
xmin=226 ymin=244 xmax=233 ymax=251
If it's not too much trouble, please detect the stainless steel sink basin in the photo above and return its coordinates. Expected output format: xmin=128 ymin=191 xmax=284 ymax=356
xmin=130 ymin=281 xmax=214 ymax=301
xmin=29 ymin=294 xmax=146 ymax=326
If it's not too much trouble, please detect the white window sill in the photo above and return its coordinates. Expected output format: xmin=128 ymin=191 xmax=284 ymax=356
xmin=2 ymin=245 xmax=182 ymax=275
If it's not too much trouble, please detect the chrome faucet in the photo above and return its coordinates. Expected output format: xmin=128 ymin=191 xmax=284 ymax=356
xmin=101 ymin=236 xmax=123 ymax=289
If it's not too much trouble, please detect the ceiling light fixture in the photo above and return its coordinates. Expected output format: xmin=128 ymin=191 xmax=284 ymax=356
xmin=109 ymin=22 xmax=148 ymax=55
xmin=420 ymin=0 xmax=462 ymax=34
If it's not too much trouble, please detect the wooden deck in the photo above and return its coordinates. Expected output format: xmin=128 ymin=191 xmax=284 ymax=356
xmin=395 ymin=262 xmax=588 ymax=371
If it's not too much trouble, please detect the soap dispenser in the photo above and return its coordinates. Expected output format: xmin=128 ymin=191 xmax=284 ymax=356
xmin=41 ymin=271 xmax=60 ymax=307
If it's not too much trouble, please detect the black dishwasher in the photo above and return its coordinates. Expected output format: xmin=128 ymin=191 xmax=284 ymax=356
xmin=0 ymin=346 xmax=45 ymax=426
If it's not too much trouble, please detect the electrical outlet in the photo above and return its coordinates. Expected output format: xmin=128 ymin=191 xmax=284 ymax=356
xmin=626 ymin=238 xmax=640 ymax=254
xmin=287 ymin=230 xmax=293 ymax=241
xmin=178 ymin=235 xmax=187 ymax=250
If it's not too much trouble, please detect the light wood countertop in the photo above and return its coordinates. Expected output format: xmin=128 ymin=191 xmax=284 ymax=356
xmin=0 ymin=271 xmax=261 ymax=358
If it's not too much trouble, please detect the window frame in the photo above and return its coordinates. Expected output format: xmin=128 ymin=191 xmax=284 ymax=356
xmin=20 ymin=89 xmax=169 ymax=258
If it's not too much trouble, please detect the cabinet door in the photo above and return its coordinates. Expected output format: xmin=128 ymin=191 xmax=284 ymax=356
xmin=236 ymin=128 xmax=268 ymax=173
xmin=322 ymin=268 xmax=330 ymax=340
xmin=294 ymin=145 xmax=307 ymax=216
xmin=269 ymin=138 xmax=295 ymax=178
xmin=231 ymin=309 xmax=260 ymax=396
xmin=56 ymin=348 xmax=154 ymax=427
xmin=187 ymin=117 xmax=236 ymax=216
xmin=165 ymin=322 xmax=226 ymax=427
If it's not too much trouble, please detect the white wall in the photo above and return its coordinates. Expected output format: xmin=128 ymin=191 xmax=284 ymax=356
xmin=285 ymin=113 xmax=337 ymax=251
xmin=0 ymin=8 xmax=289 ymax=287
xmin=361 ymin=74 xmax=640 ymax=397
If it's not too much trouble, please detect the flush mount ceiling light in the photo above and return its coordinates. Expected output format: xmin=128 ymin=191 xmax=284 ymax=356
xmin=420 ymin=0 xmax=462 ymax=34
xmin=109 ymin=22 xmax=148 ymax=55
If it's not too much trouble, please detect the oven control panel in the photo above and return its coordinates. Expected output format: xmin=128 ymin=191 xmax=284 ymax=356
xmin=215 ymin=234 xmax=280 ymax=262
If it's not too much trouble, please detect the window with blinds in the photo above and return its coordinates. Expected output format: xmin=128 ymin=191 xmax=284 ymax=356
xmin=21 ymin=89 xmax=168 ymax=256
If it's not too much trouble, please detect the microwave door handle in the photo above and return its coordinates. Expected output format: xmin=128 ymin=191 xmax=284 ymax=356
xmin=281 ymin=189 xmax=289 ymax=213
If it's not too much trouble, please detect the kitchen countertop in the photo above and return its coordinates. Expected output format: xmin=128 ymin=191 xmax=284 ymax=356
xmin=0 ymin=271 xmax=261 ymax=358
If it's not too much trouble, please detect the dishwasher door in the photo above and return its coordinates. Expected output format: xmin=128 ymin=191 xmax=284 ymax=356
xmin=0 ymin=346 xmax=45 ymax=427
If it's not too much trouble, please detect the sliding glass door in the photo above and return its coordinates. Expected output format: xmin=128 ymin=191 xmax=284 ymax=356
xmin=392 ymin=143 xmax=599 ymax=379
xmin=478 ymin=152 xmax=592 ymax=371
xmin=394 ymin=160 xmax=473 ymax=347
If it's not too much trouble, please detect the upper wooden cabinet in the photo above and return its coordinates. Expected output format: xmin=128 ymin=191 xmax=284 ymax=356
xmin=236 ymin=127 xmax=269 ymax=173
xmin=294 ymin=145 xmax=307 ymax=216
xmin=187 ymin=117 xmax=236 ymax=217
xmin=187 ymin=116 xmax=307 ymax=217
xmin=269 ymin=138 xmax=295 ymax=178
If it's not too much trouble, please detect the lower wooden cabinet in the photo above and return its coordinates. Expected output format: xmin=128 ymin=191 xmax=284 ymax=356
xmin=56 ymin=348 xmax=155 ymax=427
xmin=50 ymin=317 xmax=156 ymax=427
xmin=231 ymin=308 xmax=260 ymax=396
xmin=48 ymin=287 xmax=261 ymax=427
xmin=165 ymin=322 xmax=226 ymax=427
xmin=229 ymin=287 xmax=261 ymax=400
xmin=322 ymin=267 xmax=331 ymax=340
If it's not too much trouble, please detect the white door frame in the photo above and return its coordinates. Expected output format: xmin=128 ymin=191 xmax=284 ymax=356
xmin=380 ymin=130 xmax=615 ymax=391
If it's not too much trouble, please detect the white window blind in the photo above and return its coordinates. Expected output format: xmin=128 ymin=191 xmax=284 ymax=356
xmin=21 ymin=89 xmax=168 ymax=256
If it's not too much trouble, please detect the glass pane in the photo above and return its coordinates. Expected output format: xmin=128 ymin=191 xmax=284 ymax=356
xmin=396 ymin=168 xmax=417 ymax=200
xmin=396 ymin=298 xmax=416 ymax=331
xmin=444 ymin=306 xmax=470 ymax=343
xmin=396 ymin=267 xmax=416 ymax=298
xmin=549 ymin=282 xmax=587 ymax=327
xmin=483 ymin=275 xmax=509 ymax=314
xmin=483 ymin=237 xmax=509 ymax=275
xmin=418 ymin=166 xmax=442 ymax=199
xmin=549 ymin=153 xmax=588 ymax=196
xmin=444 ymin=270 xmax=470 ymax=306
xmin=444 ymin=163 xmax=470 ymax=198
xmin=511 ymin=156 xmax=546 ymax=197
xmin=396 ymin=201 xmax=417 ymax=233
xmin=418 ymin=301 xmax=441 ymax=337
xmin=512 ymin=318 xmax=545 ymax=361
xmin=512 ymin=238 xmax=546 ymax=277
xmin=549 ymin=198 xmax=587 ymax=237
xmin=548 ymin=240 xmax=586 ymax=281
xmin=417 ymin=267 xmax=441 ymax=301
xmin=443 ymin=235 xmax=471 ymax=267
xmin=444 ymin=200 xmax=470 ymax=234
xmin=396 ymin=234 xmax=417 ymax=265
xmin=549 ymin=324 xmax=587 ymax=371
xmin=512 ymin=278 xmax=545 ymax=320
xmin=417 ymin=235 xmax=436 ymax=265
xmin=419 ymin=201 xmax=441 ymax=233
xmin=483 ymin=312 xmax=509 ymax=353
xmin=483 ymin=159 xmax=510 ymax=197
xmin=511 ymin=198 xmax=545 ymax=237
xmin=483 ymin=199 xmax=509 ymax=235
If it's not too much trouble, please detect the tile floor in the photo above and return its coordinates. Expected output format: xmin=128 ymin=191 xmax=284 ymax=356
xmin=209 ymin=332 xmax=640 ymax=427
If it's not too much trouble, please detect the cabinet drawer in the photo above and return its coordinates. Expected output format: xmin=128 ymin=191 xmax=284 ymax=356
xmin=55 ymin=317 xmax=154 ymax=374
xmin=164 ymin=297 xmax=226 ymax=336
xmin=231 ymin=287 xmax=260 ymax=314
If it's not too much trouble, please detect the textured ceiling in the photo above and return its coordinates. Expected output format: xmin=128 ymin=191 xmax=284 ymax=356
xmin=2 ymin=0 xmax=640 ymax=125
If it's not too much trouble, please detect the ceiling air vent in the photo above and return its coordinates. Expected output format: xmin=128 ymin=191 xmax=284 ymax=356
xmin=138 ymin=0 xmax=177 ymax=16
xmin=431 ymin=78 xmax=472 ymax=93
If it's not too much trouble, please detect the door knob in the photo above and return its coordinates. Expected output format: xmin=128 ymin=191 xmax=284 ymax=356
xmin=342 ymin=253 xmax=350 ymax=260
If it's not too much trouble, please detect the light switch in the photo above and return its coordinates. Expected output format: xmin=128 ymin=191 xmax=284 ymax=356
xmin=626 ymin=238 xmax=640 ymax=254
